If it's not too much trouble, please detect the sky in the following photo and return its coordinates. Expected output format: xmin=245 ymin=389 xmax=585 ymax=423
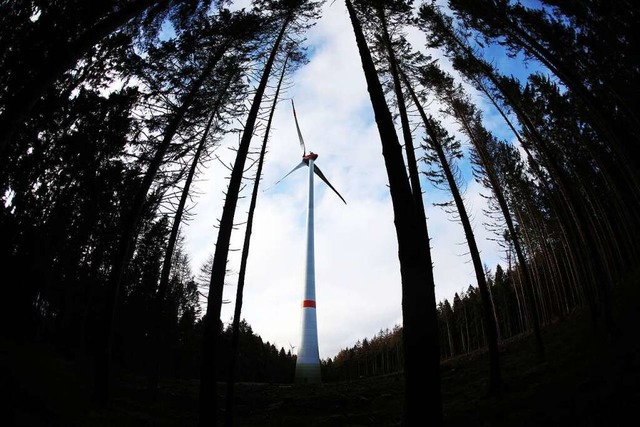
xmin=181 ymin=1 xmax=508 ymax=361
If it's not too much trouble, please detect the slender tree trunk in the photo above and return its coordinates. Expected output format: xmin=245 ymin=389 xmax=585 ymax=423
xmin=464 ymin=304 xmax=470 ymax=353
xmin=446 ymin=320 xmax=453 ymax=358
xmin=93 ymin=40 xmax=229 ymax=404
xmin=224 ymin=54 xmax=289 ymax=427
xmin=512 ymin=268 xmax=526 ymax=333
xmin=345 ymin=1 xmax=442 ymax=424
xmin=148 ymin=69 xmax=234 ymax=404
xmin=425 ymin=121 xmax=502 ymax=393
xmin=459 ymin=112 xmax=545 ymax=356
xmin=198 ymin=16 xmax=291 ymax=427
xmin=398 ymin=70 xmax=502 ymax=390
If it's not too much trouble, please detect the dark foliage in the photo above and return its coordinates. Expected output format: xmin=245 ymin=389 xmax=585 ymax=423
xmin=1 ymin=0 xmax=639 ymax=425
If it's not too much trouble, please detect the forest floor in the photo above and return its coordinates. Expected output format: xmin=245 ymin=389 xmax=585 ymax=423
xmin=2 ymin=278 xmax=639 ymax=427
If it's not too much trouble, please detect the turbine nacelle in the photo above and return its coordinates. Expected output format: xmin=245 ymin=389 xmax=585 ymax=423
xmin=303 ymin=152 xmax=318 ymax=162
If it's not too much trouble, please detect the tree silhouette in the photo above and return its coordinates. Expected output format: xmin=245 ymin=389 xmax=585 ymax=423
xmin=346 ymin=0 xmax=442 ymax=424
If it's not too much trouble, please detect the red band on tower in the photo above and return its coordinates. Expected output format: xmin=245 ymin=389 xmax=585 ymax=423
xmin=302 ymin=300 xmax=316 ymax=308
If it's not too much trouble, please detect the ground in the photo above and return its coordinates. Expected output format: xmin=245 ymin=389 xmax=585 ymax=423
xmin=2 ymin=281 xmax=639 ymax=426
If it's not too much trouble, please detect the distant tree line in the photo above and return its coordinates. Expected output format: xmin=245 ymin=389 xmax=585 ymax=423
xmin=1 ymin=1 xmax=638 ymax=425
xmin=322 ymin=259 xmax=576 ymax=381
xmin=322 ymin=324 xmax=404 ymax=382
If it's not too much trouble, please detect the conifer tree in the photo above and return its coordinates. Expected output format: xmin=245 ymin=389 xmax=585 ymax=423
xmin=198 ymin=2 xmax=323 ymax=424
xmin=346 ymin=0 xmax=442 ymax=424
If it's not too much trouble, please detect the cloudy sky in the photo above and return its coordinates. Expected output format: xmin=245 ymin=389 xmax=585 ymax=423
xmin=181 ymin=1 xmax=508 ymax=361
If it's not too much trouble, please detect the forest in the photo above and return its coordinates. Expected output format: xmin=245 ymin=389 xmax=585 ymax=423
xmin=1 ymin=1 xmax=639 ymax=426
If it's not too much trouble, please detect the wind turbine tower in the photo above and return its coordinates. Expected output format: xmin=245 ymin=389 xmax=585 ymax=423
xmin=274 ymin=100 xmax=346 ymax=383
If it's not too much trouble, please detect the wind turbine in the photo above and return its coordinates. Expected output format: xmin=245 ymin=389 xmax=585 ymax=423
xmin=274 ymin=99 xmax=346 ymax=384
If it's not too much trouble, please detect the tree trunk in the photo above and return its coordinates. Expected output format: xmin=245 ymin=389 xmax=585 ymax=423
xmin=148 ymin=68 xmax=235 ymax=404
xmin=224 ymin=54 xmax=289 ymax=427
xmin=455 ymin=106 xmax=544 ymax=356
xmin=345 ymin=1 xmax=442 ymax=424
xmin=398 ymin=69 xmax=502 ymax=390
xmin=198 ymin=16 xmax=291 ymax=427
xmin=429 ymin=124 xmax=502 ymax=392
xmin=93 ymin=39 xmax=229 ymax=404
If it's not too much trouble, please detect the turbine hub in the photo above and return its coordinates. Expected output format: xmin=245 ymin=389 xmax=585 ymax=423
xmin=303 ymin=152 xmax=318 ymax=161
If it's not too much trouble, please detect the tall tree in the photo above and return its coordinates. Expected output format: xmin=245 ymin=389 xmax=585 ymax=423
xmin=355 ymin=0 xmax=430 ymax=250
xmin=94 ymin=8 xmax=263 ymax=403
xmin=345 ymin=0 xmax=442 ymax=424
xmin=198 ymin=1 xmax=322 ymax=425
xmin=415 ymin=98 xmax=503 ymax=393
xmin=224 ymin=49 xmax=295 ymax=427
xmin=148 ymin=62 xmax=245 ymax=402
xmin=417 ymin=0 xmax=629 ymax=333
xmin=404 ymin=59 xmax=545 ymax=357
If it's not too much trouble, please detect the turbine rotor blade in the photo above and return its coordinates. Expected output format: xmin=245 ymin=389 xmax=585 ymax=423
xmin=263 ymin=161 xmax=307 ymax=193
xmin=313 ymin=164 xmax=347 ymax=204
xmin=275 ymin=161 xmax=307 ymax=186
xmin=291 ymin=99 xmax=306 ymax=156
